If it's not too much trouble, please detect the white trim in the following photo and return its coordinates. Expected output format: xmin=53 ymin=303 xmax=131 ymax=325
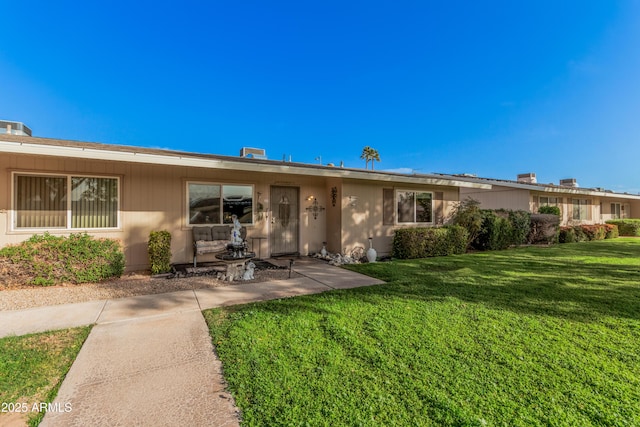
xmin=11 ymin=171 xmax=121 ymax=231
xmin=0 ymin=139 xmax=491 ymax=190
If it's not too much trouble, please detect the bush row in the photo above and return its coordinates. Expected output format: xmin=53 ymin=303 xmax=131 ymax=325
xmin=392 ymin=226 xmax=468 ymax=259
xmin=605 ymin=219 xmax=640 ymax=236
xmin=473 ymin=210 xmax=532 ymax=251
xmin=528 ymin=214 xmax=561 ymax=244
xmin=0 ymin=233 xmax=125 ymax=286
xmin=559 ymin=224 xmax=619 ymax=243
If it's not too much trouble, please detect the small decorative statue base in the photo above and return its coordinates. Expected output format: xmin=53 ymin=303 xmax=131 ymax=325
xmin=366 ymin=237 xmax=377 ymax=263
xmin=242 ymin=261 xmax=256 ymax=280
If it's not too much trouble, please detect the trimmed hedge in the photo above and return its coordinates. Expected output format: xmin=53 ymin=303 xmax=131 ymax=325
xmin=605 ymin=219 xmax=640 ymax=236
xmin=392 ymin=226 xmax=468 ymax=259
xmin=474 ymin=210 xmax=511 ymax=251
xmin=559 ymin=224 xmax=619 ymax=243
xmin=473 ymin=209 xmax=531 ymax=251
xmin=148 ymin=230 xmax=172 ymax=274
xmin=528 ymin=214 xmax=560 ymax=244
xmin=538 ymin=205 xmax=561 ymax=216
xmin=0 ymin=232 xmax=124 ymax=286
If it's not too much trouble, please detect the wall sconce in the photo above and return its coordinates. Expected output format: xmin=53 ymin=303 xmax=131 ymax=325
xmin=306 ymin=195 xmax=315 ymax=201
xmin=348 ymin=195 xmax=358 ymax=207
xmin=305 ymin=198 xmax=326 ymax=220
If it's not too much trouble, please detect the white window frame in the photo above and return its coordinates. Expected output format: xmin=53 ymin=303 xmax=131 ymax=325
xmin=395 ymin=189 xmax=434 ymax=225
xmin=572 ymin=198 xmax=591 ymax=221
xmin=611 ymin=203 xmax=622 ymax=219
xmin=539 ymin=196 xmax=560 ymax=206
xmin=11 ymin=172 xmax=121 ymax=231
xmin=186 ymin=181 xmax=254 ymax=226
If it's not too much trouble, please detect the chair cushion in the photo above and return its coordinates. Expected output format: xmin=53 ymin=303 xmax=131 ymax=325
xmin=211 ymin=226 xmax=231 ymax=240
xmin=195 ymin=240 xmax=227 ymax=254
xmin=192 ymin=227 xmax=212 ymax=241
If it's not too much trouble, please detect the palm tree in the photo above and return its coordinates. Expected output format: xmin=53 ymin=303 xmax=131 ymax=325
xmin=360 ymin=146 xmax=381 ymax=170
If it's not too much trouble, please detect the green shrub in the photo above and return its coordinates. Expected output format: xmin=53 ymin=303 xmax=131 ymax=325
xmin=392 ymin=226 xmax=468 ymax=259
xmin=529 ymin=214 xmax=560 ymax=244
xmin=606 ymin=219 xmax=640 ymax=236
xmin=573 ymin=226 xmax=587 ymax=242
xmin=148 ymin=230 xmax=172 ymax=274
xmin=0 ymin=232 xmax=124 ymax=286
xmin=604 ymin=223 xmax=619 ymax=239
xmin=473 ymin=210 xmax=513 ymax=251
xmin=449 ymin=198 xmax=483 ymax=248
xmin=559 ymin=224 xmax=614 ymax=244
xmin=581 ymin=225 xmax=606 ymax=241
xmin=558 ymin=227 xmax=575 ymax=244
xmin=539 ymin=205 xmax=561 ymax=216
xmin=508 ymin=210 xmax=532 ymax=245
xmin=471 ymin=209 xmax=532 ymax=251
xmin=444 ymin=225 xmax=469 ymax=255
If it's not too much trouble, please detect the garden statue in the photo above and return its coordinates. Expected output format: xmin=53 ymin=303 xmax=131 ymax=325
xmin=320 ymin=242 xmax=328 ymax=257
xmin=230 ymin=214 xmax=243 ymax=245
xmin=242 ymin=261 xmax=256 ymax=280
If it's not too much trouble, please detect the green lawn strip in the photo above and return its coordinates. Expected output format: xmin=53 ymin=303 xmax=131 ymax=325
xmin=0 ymin=326 xmax=92 ymax=426
xmin=205 ymin=239 xmax=640 ymax=426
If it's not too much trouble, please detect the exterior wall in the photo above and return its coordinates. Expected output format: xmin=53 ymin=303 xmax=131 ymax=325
xmin=325 ymin=178 xmax=342 ymax=254
xmin=629 ymin=200 xmax=640 ymax=220
xmin=1 ymin=152 xmax=329 ymax=271
xmin=460 ymin=185 xmax=530 ymax=211
xmin=531 ymin=192 xmax=639 ymax=226
xmin=340 ymin=180 xmax=459 ymax=258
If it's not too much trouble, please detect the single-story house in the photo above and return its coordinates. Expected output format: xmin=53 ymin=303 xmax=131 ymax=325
xmin=0 ymin=132 xmax=490 ymax=271
xmin=452 ymin=173 xmax=640 ymax=226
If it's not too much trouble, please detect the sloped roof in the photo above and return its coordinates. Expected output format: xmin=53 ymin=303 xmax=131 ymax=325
xmin=0 ymin=133 xmax=490 ymax=189
xmin=433 ymin=173 xmax=640 ymax=200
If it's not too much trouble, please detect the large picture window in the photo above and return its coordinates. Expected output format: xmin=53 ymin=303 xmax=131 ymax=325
xmin=572 ymin=199 xmax=591 ymax=221
xmin=13 ymin=174 xmax=119 ymax=229
xmin=397 ymin=190 xmax=433 ymax=224
xmin=188 ymin=182 xmax=253 ymax=225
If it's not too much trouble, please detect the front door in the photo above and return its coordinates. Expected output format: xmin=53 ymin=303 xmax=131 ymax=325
xmin=270 ymin=186 xmax=299 ymax=256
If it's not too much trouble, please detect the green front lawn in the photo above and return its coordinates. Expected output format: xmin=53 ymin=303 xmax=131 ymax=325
xmin=204 ymin=239 xmax=640 ymax=426
xmin=0 ymin=327 xmax=91 ymax=426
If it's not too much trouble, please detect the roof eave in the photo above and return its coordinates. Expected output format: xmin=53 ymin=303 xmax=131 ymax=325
xmin=0 ymin=139 xmax=490 ymax=189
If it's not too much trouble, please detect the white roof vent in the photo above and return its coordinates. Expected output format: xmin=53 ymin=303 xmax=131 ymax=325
xmin=0 ymin=120 xmax=32 ymax=136
xmin=560 ymin=178 xmax=578 ymax=187
xmin=240 ymin=147 xmax=267 ymax=160
xmin=517 ymin=173 xmax=537 ymax=184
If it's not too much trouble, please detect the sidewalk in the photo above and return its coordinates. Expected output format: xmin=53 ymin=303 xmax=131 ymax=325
xmin=2 ymin=260 xmax=384 ymax=426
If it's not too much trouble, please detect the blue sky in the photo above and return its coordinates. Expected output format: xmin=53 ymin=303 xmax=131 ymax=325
xmin=2 ymin=1 xmax=639 ymax=193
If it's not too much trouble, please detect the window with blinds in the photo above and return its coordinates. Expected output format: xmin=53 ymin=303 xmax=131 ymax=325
xmin=13 ymin=174 xmax=119 ymax=229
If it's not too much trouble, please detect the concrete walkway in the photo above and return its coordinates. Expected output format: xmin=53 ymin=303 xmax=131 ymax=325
xmin=1 ymin=260 xmax=384 ymax=426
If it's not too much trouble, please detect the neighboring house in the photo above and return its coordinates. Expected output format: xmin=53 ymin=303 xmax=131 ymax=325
xmin=0 ymin=132 xmax=489 ymax=271
xmin=453 ymin=173 xmax=640 ymax=226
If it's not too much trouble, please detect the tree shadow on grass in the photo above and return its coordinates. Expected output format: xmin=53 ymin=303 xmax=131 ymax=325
xmin=212 ymin=241 xmax=640 ymax=324
xmin=341 ymin=242 xmax=640 ymax=323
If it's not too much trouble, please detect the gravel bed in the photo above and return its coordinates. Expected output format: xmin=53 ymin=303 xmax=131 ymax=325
xmin=0 ymin=268 xmax=301 ymax=311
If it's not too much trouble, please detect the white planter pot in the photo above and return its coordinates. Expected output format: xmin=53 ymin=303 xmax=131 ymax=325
xmin=367 ymin=247 xmax=377 ymax=263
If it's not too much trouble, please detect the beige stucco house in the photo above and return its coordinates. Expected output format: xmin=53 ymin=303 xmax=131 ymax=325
xmin=455 ymin=173 xmax=640 ymax=226
xmin=0 ymin=133 xmax=489 ymax=271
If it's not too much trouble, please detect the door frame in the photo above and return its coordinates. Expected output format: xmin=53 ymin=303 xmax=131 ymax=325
xmin=269 ymin=185 xmax=300 ymax=256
